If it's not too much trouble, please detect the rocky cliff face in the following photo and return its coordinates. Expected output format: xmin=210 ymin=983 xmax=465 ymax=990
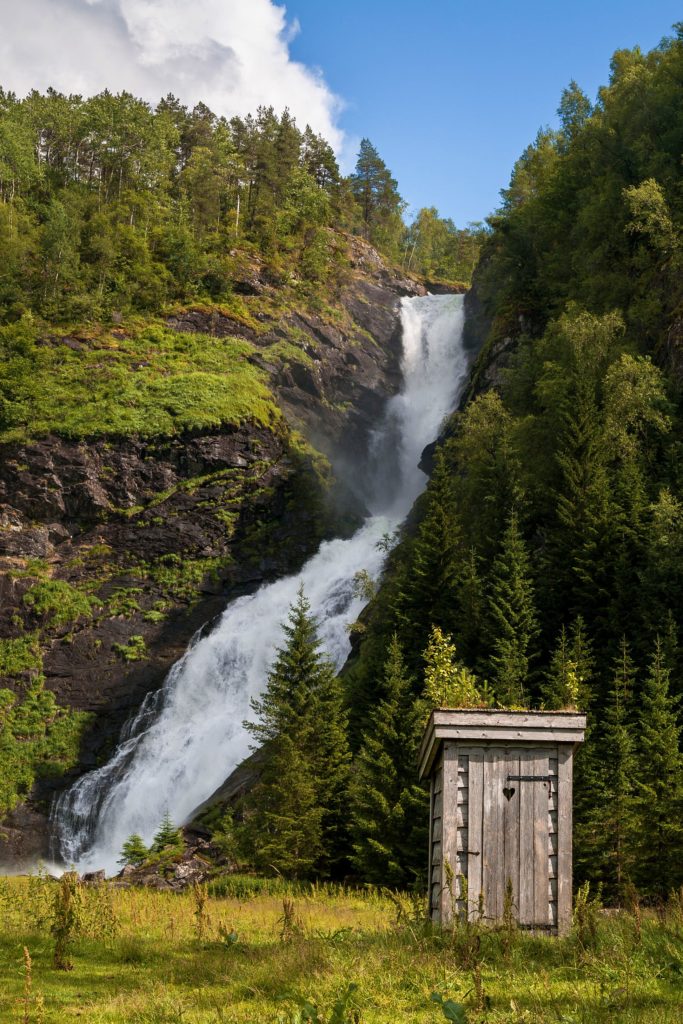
xmin=167 ymin=238 xmax=425 ymax=503
xmin=0 ymin=236 xmax=425 ymax=862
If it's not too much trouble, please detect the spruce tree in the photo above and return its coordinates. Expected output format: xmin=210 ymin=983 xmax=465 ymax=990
xmin=118 ymin=833 xmax=149 ymax=868
xmin=453 ymin=546 xmax=486 ymax=671
xmin=310 ymin=662 xmax=352 ymax=877
xmin=553 ymin=617 xmax=598 ymax=886
xmin=247 ymin=585 xmax=337 ymax=755
xmin=577 ymin=640 xmax=638 ymax=898
xmin=486 ymin=512 xmax=539 ymax=706
xmin=542 ymin=615 xmax=594 ymax=710
xmin=150 ymin=811 xmax=184 ymax=855
xmin=543 ymin=313 xmax=615 ymax=637
xmin=396 ymin=449 xmax=462 ymax=664
xmin=633 ymin=639 xmax=683 ymax=898
xmin=242 ymin=734 xmax=323 ymax=878
xmin=349 ymin=636 xmax=428 ymax=886
xmin=243 ymin=587 xmax=350 ymax=878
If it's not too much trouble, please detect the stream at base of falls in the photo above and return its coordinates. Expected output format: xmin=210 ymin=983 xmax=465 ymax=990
xmin=52 ymin=292 xmax=468 ymax=875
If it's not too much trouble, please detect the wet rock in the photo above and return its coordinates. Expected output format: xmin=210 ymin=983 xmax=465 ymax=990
xmin=0 ymin=804 xmax=50 ymax=864
xmin=0 ymin=506 xmax=53 ymax=558
xmin=424 ymin=280 xmax=468 ymax=296
xmin=113 ymin=844 xmax=212 ymax=890
xmin=165 ymin=309 xmax=257 ymax=342
xmin=82 ymin=869 xmax=106 ymax=884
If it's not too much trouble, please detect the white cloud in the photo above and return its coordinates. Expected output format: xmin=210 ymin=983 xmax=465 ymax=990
xmin=0 ymin=0 xmax=345 ymax=152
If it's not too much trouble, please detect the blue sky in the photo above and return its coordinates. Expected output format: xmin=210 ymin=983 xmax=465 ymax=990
xmin=286 ymin=0 xmax=682 ymax=225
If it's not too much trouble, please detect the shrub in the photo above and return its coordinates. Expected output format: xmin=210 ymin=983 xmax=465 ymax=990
xmin=23 ymin=580 xmax=97 ymax=628
xmin=51 ymin=872 xmax=83 ymax=971
xmin=0 ymin=634 xmax=42 ymax=677
xmin=112 ymin=635 xmax=148 ymax=662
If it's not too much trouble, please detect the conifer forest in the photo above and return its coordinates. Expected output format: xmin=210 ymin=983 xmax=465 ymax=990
xmin=0 ymin=10 xmax=682 ymax=1023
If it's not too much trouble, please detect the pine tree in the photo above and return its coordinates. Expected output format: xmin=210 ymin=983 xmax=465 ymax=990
xmin=557 ymin=80 xmax=593 ymax=148
xmin=241 ymin=734 xmax=323 ymax=878
xmin=118 ymin=833 xmax=149 ymax=868
xmin=150 ymin=811 xmax=184 ymax=855
xmin=486 ymin=512 xmax=539 ymax=706
xmin=542 ymin=616 xmax=594 ymax=710
xmin=396 ymin=449 xmax=462 ymax=663
xmin=350 ymin=636 xmax=428 ymax=886
xmin=243 ymin=587 xmax=350 ymax=878
xmin=350 ymin=138 xmax=404 ymax=251
xmin=633 ymin=639 xmax=683 ymax=898
xmin=577 ymin=640 xmax=638 ymax=898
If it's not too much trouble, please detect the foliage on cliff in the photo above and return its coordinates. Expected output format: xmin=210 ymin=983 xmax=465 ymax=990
xmin=0 ymin=316 xmax=282 ymax=442
xmin=0 ymin=90 xmax=481 ymax=327
xmin=346 ymin=26 xmax=683 ymax=901
xmin=0 ymin=679 xmax=91 ymax=817
xmin=0 ymin=87 xmax=485 ymax=450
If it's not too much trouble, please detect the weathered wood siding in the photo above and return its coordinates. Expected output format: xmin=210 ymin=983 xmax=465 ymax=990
xmin=424 ymin=720 xmax=584 ymax=936
xmin=429 ymin=749 xmax=443 ymax=921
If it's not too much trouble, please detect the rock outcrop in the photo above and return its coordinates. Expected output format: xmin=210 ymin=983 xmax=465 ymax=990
xmin=0 ymin=236 xmax=426 ymax=863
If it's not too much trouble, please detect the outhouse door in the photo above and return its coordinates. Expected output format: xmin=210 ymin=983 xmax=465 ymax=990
xmin=437 ymin=743 xmax=566 ymax=930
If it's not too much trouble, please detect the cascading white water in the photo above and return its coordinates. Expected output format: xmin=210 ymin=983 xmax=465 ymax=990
xmin=53 ymin=293 xmax=468 ymax=874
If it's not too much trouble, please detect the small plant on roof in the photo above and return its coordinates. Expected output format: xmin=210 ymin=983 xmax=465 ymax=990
xmin=423 ymin=626 xmax=481 ymax=709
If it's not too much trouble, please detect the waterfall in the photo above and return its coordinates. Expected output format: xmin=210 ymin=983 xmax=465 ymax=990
xmin=52 ymin=293 xmax=468 ymax=874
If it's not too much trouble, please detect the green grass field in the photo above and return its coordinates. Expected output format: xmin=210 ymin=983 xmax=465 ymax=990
xmin=0 ymin=876 xmax=681 ymax=1023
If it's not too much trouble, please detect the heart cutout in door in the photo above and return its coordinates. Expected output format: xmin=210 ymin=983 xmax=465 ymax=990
xmin=503 ymin=786 xmax=515 ymax=801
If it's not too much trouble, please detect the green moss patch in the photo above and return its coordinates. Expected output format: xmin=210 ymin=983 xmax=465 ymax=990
xmin=0 ymin=634 xmax=43 ymax=679
xmin=0 ymin=682 xmax=92 ymax=816
xmin=23 ymin=580 xmax=99 ymax=628
xmin=0 ymin=320 xmax=281 ymax=442
xmin=112 ymin=635 xmax=148 ymax=662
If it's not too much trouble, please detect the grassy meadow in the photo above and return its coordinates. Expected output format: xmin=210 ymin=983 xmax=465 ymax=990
xmin=0 ymin=875 xmax=681 ymax=1023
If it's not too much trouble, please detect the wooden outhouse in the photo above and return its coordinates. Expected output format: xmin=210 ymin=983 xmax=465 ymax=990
xmin=419 ymin=709 xmax=586 ymax=935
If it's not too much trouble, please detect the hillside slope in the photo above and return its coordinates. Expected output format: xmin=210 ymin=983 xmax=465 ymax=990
xmin=343 ymin=29 xmax=683 ymax=901
xmin=0 ymin=234 xmax=423 ymax=861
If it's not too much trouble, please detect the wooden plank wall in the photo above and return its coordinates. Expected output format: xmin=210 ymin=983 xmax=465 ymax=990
xmin=482 ymin=748 xmax=504 ymax=921
xmin=455 ymin=752 xmax=469 ymax=918
xmin=466 ymin=749 xmax=483 ymax=920
xmin=503 ymin=749 xmax=521 ymax=918
xmin=433 ymin=741 xmax=568 ymax=933
xmin=556 ymin=747 xmax=573 ymax=934
xmin=430 ymin=750 xmax=443 ymax=921
xmin=441 ymin=741 xmax=459 ymax=924
xmin=430 ymin=741 xmax=573 ymax=933
xmin=549 ymin=754 xmax=559 ymax=931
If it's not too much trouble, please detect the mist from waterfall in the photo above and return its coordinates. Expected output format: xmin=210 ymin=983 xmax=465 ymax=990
xmin=53 ymin=293 xmax=467 ymax=874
